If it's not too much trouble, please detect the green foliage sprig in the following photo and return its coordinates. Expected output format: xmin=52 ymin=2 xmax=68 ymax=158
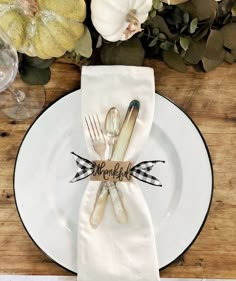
xmin=139 ymin=0 xmax=236 ymax=72
xmin=19 ymin=0 xmax=236 ymax=85
xmin=93 ymin=0 xmax=236 ymax=72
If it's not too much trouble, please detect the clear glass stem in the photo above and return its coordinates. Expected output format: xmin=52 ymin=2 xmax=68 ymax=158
xmin=8 ymin=85 xmax=26 ymax=104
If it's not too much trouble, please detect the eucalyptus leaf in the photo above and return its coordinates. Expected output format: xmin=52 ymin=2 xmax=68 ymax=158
xmin=232 ymin=5 xmax=236 ymax=16
xmin=181 ymin=49 xmax=186 ymax=58
xmin=74 ymin=26 xmax=92 ymax=58
xmin=224 ymin=51 xmax=234 ymax=64
xmin=101 ymin=38 xmax=144 ymax=66
xmin=178 ymin=2 xmax=196 ymax=18
xmin=153 ymin=0 xmax=163 ymax=10
xmin=146 ymin=15 xmax=177 ymax=40
xmin=189 ymin=18 xmax=198 ymax=34
xmin=192 ymin=23 xmax=209 ymax=41
xmin=180 ymin=25 xmax=188 ymax=33
xmin=218 ymin=0 xmax=235 ymax=17
xmin=20 ymin=65 xmax=51 ymax=85
xmin=180 ymin=36 xmax=190 ymax=51
xmin=184 ymin=39 xmax=206 ymax=64
xmin=183 ymin=12 xmax=190 ymax=24
xmin=147 ymin=26 xmax=151 ymax=39
xmin=160 ymin=41 xmax=173 ymax=51
xmin=149 ymin=37 xmax=159 ymax=47
xmin=162 ymin=50 xmax=187 ymax=72
xmin=96 ymin=35 xmax=103 ymax=48
xmin=222 ymin=23 xmax=236 ymax=49
xmin=174 ymin=44 xmax=179 ymax=54
xmin=150 ymin=9 xmax=157 ymax=18
xmin=232 ymin=48 xmax=236 ymax=61
xmin=194 ymin=0 xmax=217 ymax=20
xmin=152 ymin=27 xmax=160 ymax=36
xmin=137 ymin=30 xmax=145 ymax=38
xmin=223 ymin=13 xmax=232 ymax=25
xmin=23 ymin=56 xmax=55 ymax=69
xmin=179 ymin=0 xmax=217 ymax=20
xmin=202 ymin=51 xmax=224 ymax=72
xmin=204 ymin=29 xmax=224 ymax=60
xmin=159 ymin=33 xmax=167 ymax=40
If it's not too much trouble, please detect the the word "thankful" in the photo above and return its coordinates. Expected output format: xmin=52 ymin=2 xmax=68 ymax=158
xmin=90 ymin=161 xmax=133 ymax=182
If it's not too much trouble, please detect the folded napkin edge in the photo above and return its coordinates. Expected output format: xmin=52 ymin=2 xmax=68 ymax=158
xmin=81 ymin=65 xmax=154 ymax=76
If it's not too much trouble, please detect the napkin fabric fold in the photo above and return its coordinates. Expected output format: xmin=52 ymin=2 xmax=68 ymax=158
xmin=77 ymin=66 xmax=160 ymax=281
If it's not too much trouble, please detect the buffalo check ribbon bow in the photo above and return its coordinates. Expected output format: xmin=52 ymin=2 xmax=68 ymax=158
xmin=70 ymin=152 xmax=165 ymax=186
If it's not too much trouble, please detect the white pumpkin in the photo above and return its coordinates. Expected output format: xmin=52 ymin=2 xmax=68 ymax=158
xmin=91 ymin=0 xmax=152 ymax=42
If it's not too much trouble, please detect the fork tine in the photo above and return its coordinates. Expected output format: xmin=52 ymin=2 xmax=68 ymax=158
xmin=89 ymin=115 xmax=99 ymax=140
xmin=85 ymin=113 xmax=106 ymax=159
xmin=92 ymin=115 xmax=100 ymax=140
xmin=95 ymin=114 xmax=106 ymax=143
xmin=85 ymin=116 xmax=94 ymax=143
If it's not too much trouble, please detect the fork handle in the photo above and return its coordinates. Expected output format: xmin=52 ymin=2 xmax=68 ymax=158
xmin=90 ymin=184 xmax=109 ymax=227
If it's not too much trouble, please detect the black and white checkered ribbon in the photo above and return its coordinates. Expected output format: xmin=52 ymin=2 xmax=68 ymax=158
xmin=71 ymin=152 xmax=164 ymax=186
xmin=130 ymin=160 xmax=165 ymax=186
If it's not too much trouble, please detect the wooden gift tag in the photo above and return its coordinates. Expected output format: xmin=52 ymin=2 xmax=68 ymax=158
xmin=90 ymin=160 xmax=133 ymax=182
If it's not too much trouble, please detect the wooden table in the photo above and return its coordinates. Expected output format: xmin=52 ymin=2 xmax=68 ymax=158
xmin=0 ymin=60 xmax=235 ymax=278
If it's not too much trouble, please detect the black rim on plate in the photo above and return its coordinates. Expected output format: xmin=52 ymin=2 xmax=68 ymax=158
xmin=13 ymin=90 xmax=214 ymax=274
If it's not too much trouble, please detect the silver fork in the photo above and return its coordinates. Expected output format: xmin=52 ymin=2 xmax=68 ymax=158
xmin=85 ymin=114 xmax=106 ymax=159
xmin=85 ymin=114 xmax=127 ymax=226
xmin=85 ymin=114 xmax=108 ymax=226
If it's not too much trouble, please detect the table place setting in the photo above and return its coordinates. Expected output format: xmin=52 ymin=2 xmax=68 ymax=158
xmin=3 ymin=0 xmax=236 ymax=278
xmin=13 ymin=65 xmax=213 ymax=280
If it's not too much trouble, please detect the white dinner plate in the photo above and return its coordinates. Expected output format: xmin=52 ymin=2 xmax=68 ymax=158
xmin=14 ymin=90 xmax=213 ymax=272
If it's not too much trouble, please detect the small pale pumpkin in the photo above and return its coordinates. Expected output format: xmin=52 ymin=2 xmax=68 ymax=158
xmin=0 ymin=0 xmax=86 ymax=59
xmin=91 ymin=0 xmax=152 ymax=42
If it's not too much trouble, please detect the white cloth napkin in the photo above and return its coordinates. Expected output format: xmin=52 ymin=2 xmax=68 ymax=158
xmin=77 ymin=65 xmax=160 ymax=281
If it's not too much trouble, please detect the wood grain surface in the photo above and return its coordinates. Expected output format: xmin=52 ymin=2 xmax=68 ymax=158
xmin=0 ymin=60 xmax=235 ymax=278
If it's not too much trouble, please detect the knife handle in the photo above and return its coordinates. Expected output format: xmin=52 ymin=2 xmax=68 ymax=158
xmin=90 ymin=183 xmax=109 ymax=227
